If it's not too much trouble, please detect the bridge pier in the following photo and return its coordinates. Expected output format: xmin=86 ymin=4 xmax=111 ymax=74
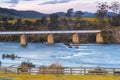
xmin=20 ymin=34 xmax=27 ymax=46
xmin=96 ymin=32 xmax=103 ymax=43
xmin=72 ymin=33 xmax=79 ymax=44
xmin=47 ymin=34 xmax=54 ymax=44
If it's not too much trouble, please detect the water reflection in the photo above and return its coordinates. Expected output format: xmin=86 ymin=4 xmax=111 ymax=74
xmin=73 ymin=44 xmax=79 ymax=48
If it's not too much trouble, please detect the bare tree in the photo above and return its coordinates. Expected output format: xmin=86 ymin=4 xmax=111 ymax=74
xmin=110 ymin=1 xmax=120 ymax=14
xmin=96 ymin=2 xmax=109 ymax=28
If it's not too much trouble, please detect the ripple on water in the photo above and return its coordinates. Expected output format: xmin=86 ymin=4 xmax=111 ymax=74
xmin=0 ymin=42 xmax=120 ymax=68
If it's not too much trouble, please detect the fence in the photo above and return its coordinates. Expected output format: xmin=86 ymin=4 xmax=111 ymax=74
xmin=0 ymin=67 xmax=120 ymax=75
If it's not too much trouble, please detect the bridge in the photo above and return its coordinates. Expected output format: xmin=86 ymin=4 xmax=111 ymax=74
xmin=0 ymin=30 xmax=100 ymax=34
xmin=0 ymin=30 xmax=103 ymax=46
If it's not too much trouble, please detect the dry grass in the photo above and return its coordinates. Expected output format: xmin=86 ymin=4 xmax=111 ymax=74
xmin=0 ymin=18 xmax=40 ymax=24
xmin=0 ymin=17 xmax=108 ymax=24
xmin=0 ymin=73 xmax=120 ymax=80
xmin=81 ymin=17 xmax=98 ymax=22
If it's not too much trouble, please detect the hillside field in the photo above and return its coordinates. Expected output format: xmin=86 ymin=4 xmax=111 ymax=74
xmin=0 ymin=17 xmax=99 ymax=24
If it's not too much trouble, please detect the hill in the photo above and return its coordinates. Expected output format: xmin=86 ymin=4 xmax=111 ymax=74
xmin=54 ymin=12 xmax=66 ymax=16
xmin=82 ymin=12 xmax=95 ymax=17
xmin=0 ymin=7 xmax=117 ymax=18
xmin=0 ymin=7 xmax=18 ymax=18
xmin=54 ymin=12 xmax=116 ymax=17
xmin=14 ymin=10 xmax=48 ymax=18
xmin=0 ymin=7 xmax=48 ymax=18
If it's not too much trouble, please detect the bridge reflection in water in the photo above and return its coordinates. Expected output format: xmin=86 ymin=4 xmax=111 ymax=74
xmin=0 ymin=30 xmax=103 ymax=46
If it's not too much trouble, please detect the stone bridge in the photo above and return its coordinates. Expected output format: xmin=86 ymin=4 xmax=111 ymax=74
xmin=0 ymin=30 xmax=103 ymax=46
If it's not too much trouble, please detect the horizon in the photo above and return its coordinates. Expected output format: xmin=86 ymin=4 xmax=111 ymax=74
xmin=0 ymin=0 xmax=119 ymax=14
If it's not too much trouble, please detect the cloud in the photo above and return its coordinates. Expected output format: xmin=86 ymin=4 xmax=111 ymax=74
xmin=3 ymin=0 xmax=19 ymax=7
xmin=23 ymin=0 xmax=35 ymax=1
xmin=39 ymin=0 xmax=74 ymax=5
xmin=4 ymin=0 xmax=19 ymax=4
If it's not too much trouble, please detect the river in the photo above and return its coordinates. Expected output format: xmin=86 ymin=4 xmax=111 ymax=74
xmin=0 ymin=42 xmax=120 ymax=68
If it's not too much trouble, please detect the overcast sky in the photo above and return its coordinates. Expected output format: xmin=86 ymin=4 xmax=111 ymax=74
xmin=0 ymin=0 xmax=119 ymax=13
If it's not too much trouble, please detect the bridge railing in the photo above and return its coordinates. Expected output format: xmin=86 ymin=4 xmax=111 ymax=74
xmin=0 ymin=30 xmax=101 ymax=35
xmin=1 ymin=67 xmax=120 ymax=75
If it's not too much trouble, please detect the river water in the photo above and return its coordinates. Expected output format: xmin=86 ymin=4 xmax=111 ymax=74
xmin=0 ymin=42 xmax=120 ymax=68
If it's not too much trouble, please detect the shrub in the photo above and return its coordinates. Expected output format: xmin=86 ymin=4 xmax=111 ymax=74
xmin=101 ymin=30 xmax=113 ymax=43
xmin=17 ymin=62 xmax=35 ymax=73
xmin=39 ymin=63 xmax=64 ymax=74
xmin=89 ymin=67 xmax=108 ymax=74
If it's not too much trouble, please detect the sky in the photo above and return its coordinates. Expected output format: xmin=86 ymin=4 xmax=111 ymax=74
xmin=0 ymin=0 xmax=119 ymax=13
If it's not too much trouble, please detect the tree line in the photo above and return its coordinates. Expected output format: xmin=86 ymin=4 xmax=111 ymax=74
xmin=0 ymin=1 xmax=120 ymax=31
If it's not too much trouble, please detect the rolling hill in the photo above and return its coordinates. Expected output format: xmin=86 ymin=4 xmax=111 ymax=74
xmin=0 ymin=7 xmax=48 ymax=18
xmin=0 ymin=7 xmax=116 ymax=18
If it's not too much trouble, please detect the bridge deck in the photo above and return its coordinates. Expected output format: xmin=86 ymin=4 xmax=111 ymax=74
xmin=0 ymin=30 xmax=100 ymax=35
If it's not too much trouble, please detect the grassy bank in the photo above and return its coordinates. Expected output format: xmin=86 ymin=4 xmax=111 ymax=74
xmin=0 ymin=74 xmax=120 ymax=80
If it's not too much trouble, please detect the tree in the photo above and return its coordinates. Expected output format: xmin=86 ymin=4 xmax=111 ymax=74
xmin=101 ymin=30 xmax=113 ymax=43
xmin=66 ymin=8 xmax=73 ymax=17
xmin=14 ymin=18 xmax=23 ymax=30
xmin=75 ymin=11 xmax=84 ymax=19
xmin=96 ymin=2 xmax=109 ymax=28
xmin=110 ymin=1 xmax=120 ymax=14
xmin=40 ymin=17 xmax=47 ymax=25
xmin=75 ymin=11 xmax=84 ymax=28
xmin=2 ymin=17 xmax=7 ymax=22
xmin=48 ymin=14 xmax=59 ymax=30
xmin=59 ymin=18 xmax=68 ymax=30
xmin=2 ymin=17 xmax=12 ymax=30
xmin=109 ymin=14 xmax=120 ymax=26
xmin=108 ymin=1 xmax=120 ymax=27
xmin=49 ymin=14 xmax=59 ymax=23
xmin=24 ymin=20 xmax=33 ymax=26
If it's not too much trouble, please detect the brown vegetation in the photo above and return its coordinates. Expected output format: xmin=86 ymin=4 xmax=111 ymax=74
xmin=39 ymin=63 xmax=64 ymax=74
